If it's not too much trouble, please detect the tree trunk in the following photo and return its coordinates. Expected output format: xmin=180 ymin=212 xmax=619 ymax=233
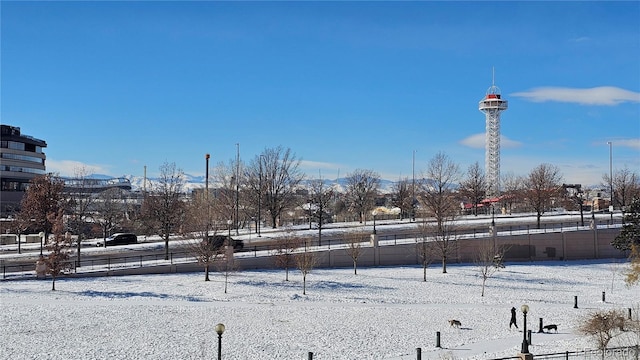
xmin=423 ymin=262 xmax=427 ymax=282
xmin=76 ymin=234 xmax=82 ymax=268
xmin=205 ymin=264 xmax=210 ymax=281
xmin=164 ymin=236 xmax=169 ymax=261
xmin=353 ymin=260 xmax=357 ymax=275
xmin=442 ymin=256 xmax=447 ymax=273
xmin=51 ymin=276 xmax=56 ymax=291
xmin=302 ymin=273 xmax=307 ymax=295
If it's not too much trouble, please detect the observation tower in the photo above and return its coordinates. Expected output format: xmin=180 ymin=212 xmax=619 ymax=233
xmin=478 ymin=72 xmax=508 ymax=198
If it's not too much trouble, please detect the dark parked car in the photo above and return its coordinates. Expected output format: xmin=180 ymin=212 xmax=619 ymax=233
xmin=97 ymin=233 xmax=138 ymax=247
xmin=204 ymin=235 xmax=244 ymax=251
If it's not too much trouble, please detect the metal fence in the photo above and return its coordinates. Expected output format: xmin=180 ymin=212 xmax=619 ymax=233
xmin=531 ymin=346 xmax=639 ymax=360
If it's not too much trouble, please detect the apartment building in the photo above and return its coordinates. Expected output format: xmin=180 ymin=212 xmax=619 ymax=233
xmin=0 ymin=124 xmax=47 ymax=216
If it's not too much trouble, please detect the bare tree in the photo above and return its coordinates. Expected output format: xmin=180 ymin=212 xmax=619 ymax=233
xmin=392 ymin=177 xmax=413 ymax=220
xmin=501 ymin=172 xmax=525 ymax=215
xmin=344 ymin=231 xmax=368 ymax=275
xmin=295 ymin=238 xmax=318 ymax=295
xmin=418 ymin=219 xmax=457 ymax=274
xmin=141 ymin=162 xmax=186 ymax=260
xmin=245 ymin=146 xmax=304 ymax=228
xmin=458 ymin=162 xmax=487 ymax=216
xmin=9 ymin=215 xmax=32 ymax=254
xmin=578 ymin=309 xmax=628 ymax=353
xmin=476 ymin=238 xmax=507 ymax=297
xmin=417 ymin=152 xmax=460 ymax=273
xmin=603 ymin=167 xmax=640 ymax=210
xmin=522 ymin=163 xmax=564 ymax=229
xmin=64 ymin=167 xmax=96 ymax=267
xmin=272 ymin=232 xmax=303 ymax=281
xmin=307 ymin=178 xmax=335 ymax=246
xmin=43 ymin=210 xmax=74 ymax=291
xmin=211 ymin=159 xmax=239 ymax=231
xmin=344 ymin=169 xmax=380 ymax=223
xmin=182 ymin=192 xmax=224 ymax=281
xmin=17 ymin=174 xmax=66 ymax=254
xmin=416 ymin=224 xmax=438 ymax=282
xmin=216 ymin=245 xmax=240 ymax=294
xmin=94 ymin=188 xmax=128 ymax=247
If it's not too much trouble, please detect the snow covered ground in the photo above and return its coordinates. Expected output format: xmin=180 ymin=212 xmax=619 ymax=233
xmin=1 ymin=259 xmax=638 ymax=359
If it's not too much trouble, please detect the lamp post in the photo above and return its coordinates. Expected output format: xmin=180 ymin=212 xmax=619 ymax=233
xmin=258 ymin=155 xmax=264 ymax=237
xmin=607 ymin=141 xmax=613 ymax=222
xmin=235 ymin=143 xmax=240 ymax=236
xmin=373 ymin=213 xmax=377 ymax=234
xmin=206 ymin=153 xmax=211 ymax=235
xmin=227 ymin=220 xmax=232 ymax=240
xmin=215 ymin=323 xmax=225 ymax=360
xmin=38 ymin=231 xmax=45 ymax=256
xmin=521 ymin=304 xmax=530 ymax=354
xmin=412 ymin=150 xmax=416 ymax=222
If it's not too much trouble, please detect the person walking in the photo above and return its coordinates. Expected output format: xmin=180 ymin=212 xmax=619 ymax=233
xmin=509 ymin=307 xmax=518 ymax=329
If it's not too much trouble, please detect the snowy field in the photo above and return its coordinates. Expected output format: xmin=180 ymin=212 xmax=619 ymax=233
xmin=1 ymin=259 xmax=638 ymax=360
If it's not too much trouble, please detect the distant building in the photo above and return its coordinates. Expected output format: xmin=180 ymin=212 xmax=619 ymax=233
xmin=0 ymin=125 xmax=47 ymax=216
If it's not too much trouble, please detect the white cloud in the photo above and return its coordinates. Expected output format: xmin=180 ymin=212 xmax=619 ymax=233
xmin=459 ymin=133 xmax=522 ymax=149
xmin=511 ymin=86 xmax=640 ymax=105
xmin=613 ymin=138 xmax=640 ymax=150
xmin=46 ymin=159 xmax=110 ymax=177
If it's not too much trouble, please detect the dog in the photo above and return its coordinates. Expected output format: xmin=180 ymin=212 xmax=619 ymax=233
xmin=448 ymin=319 xmax=461 ymax=328
xmin=543 ymin=324 xmax=558 ymax=332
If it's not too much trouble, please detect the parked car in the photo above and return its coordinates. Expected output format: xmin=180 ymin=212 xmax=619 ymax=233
xmin=204 ymin=235 xmax=244 ymax=251
xmin=97 ymin=233 xmax=138 ymax=247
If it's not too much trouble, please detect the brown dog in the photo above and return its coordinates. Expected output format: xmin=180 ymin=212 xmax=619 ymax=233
xmin=449 ymin=319 xmax=461 ymax=328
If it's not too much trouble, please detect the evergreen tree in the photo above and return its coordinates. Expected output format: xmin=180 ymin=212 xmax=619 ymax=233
xmin=612 ymin=198 xmax=640 ymax=252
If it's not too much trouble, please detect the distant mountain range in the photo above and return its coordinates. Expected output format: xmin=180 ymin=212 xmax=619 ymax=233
xmin=89 ymin=174 xmax=399 ymax=193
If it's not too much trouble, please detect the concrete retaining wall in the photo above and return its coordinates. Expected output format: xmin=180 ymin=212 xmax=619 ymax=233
xmin=73 ymin=228 xmax=626 ymax=278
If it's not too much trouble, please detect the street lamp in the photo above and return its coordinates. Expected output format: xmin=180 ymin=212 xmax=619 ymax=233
xmin=38 ymin=231 xmax=45 ymax=256
xmin=607 ymin=141 xmax=613 ymax=222
xmin=206 ymin=153 xmax=211 ymax=234
xmin=227 ymin=220 xmax=232 ymax=239
xmin=258 ymin=155 xmax=264 ymax=237
xmin=412 ymin=150 xmax=416 ymax=222
xmin=521 ymin=304 xmax=530 ymax=354
xmin=373 ymin=213 xmax=377 ymax=234
xmin=235 ymin=143 xmax=240 ymax=236
xmin=215 ymin=323 xmax=225 ymax=360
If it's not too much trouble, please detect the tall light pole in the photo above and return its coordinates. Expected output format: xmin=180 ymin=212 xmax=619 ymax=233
xmin=412 ymin=150 xmax=416 ymax=222
xmin=235 ymin=143 xmax=240 ymax=236
xmin=205 ymin=154 xmax=210 ymax=194
xmin=258 ymin=155 xmax=264 ymax=237
xmin=206 ymin=153 xmax=210 ymax=235
xmin=608 ymin=141 xmax=613 ymax=222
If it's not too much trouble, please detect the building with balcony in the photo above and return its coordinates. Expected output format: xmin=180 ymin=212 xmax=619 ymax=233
xmin=0 ymin=125 xmax=47 ymax=216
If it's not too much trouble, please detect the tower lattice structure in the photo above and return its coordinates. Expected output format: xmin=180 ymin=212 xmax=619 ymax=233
xmin=478 ymin=76 xmax=508 ymax=199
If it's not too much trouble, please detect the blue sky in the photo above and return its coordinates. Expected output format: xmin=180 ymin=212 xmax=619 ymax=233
xmin=2 ymin=1 xmax=639 ymax=186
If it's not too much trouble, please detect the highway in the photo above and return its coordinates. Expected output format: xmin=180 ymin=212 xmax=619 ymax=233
xmin=0 ymin=212 xmax=620 ymax=276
